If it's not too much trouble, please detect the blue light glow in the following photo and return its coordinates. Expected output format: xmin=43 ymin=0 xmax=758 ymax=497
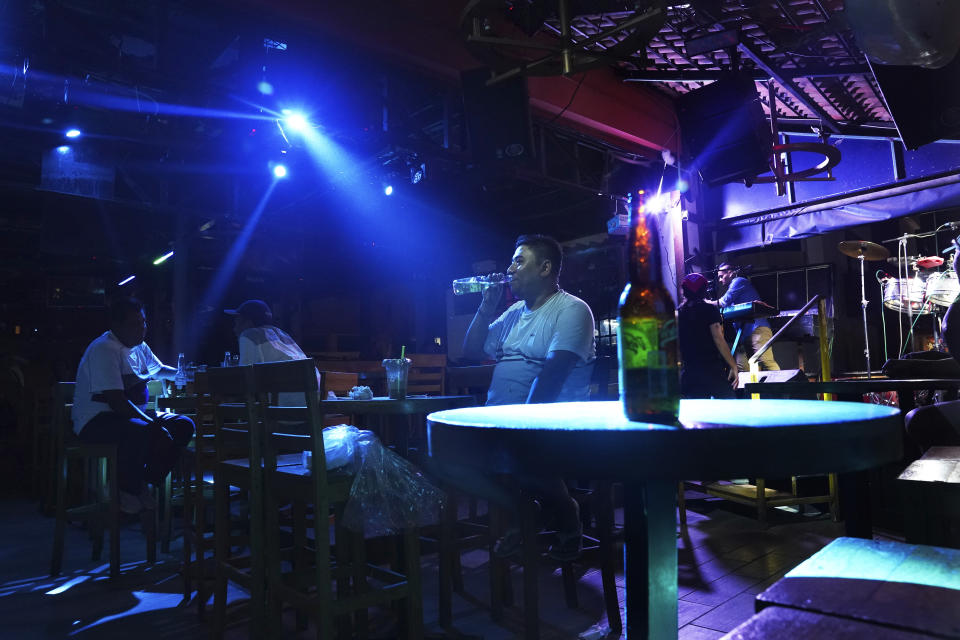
xmin=384 ymin=185 xmax=394 ymax=196
xmin=273 ymin=164 xmax=288 ymax=179
xmin=283 ymin=112 xmax=310 ymax=133
xmin=117 ymin=275 xmax=136 ymax=286
xmin=64 ymin=128 xmax=81 ymax=138
xmin=56 ymin=145 xmax=71 ymax=155
xmin=257 ymin=80 xmax=274 ymax=95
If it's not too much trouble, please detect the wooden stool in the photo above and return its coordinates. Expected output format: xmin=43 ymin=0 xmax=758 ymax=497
xmin=755 ymin=537 xmax=960 ymax=638
xmin=50 ymin=382 xmax=157 ymax=580
xmin=898 ymin=446 xmax=960 ymax=548
xmin=722 ymin=605 xmax=933 ymax=639
xmin=490 ymin=484 xmax=622 ymax=640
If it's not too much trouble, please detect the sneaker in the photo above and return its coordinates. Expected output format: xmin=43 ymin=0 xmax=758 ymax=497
xmin=492 ymin=528 xmax=523 ymax=559
xmin=548 ymin=524 xmax=583 ymax=562
xmin=138 ymin=487 xmax=158 ymax=511
xmin=119 ymin=491 xmax=143 ymax=515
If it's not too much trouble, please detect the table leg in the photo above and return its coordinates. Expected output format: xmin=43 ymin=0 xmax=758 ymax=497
xmin=623 ymin=479 xmax=677 ymax=640
xmin=838 ymin=471 xmax=872 ymax=538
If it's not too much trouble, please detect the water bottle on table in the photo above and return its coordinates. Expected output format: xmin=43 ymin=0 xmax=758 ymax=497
xmin=174 ymin=352 xmax=187 ymax=397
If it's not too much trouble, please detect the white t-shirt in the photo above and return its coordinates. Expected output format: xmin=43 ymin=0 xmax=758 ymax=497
xmin=72 ymin=331 xmax=164 ymax=434
xmin=483 ymin=290 xmax=596 ymax=406
xmin=238 ymin=325 xmax=321 ymax=406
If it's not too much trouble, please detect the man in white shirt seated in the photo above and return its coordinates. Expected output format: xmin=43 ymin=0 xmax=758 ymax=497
xmin=224 ymin=299 xmax=321 ymax=406
xmin=73 ymin=297 xmax=195 ymax=514
xmin=460 ymin=234 xmax=597 ymax=561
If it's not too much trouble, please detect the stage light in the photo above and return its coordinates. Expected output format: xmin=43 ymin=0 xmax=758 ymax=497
xmin=273 ymin=164 xmax=288 ymax=179
xmin=118 ymin=275 xmax=136 ymax=286
xmin=384 ymin=184 xmax=394 ymax=196
xmin=153 ymin=251 xmax=174 ymax=265
xmin=677 ymin=178 xmax=690 ymax=193
xmin=282 ymin=111 xmax=310 ymax=133
xmin=410 ymin=162 xmax=426 ymax=184
xmin=64 ymin=128 xmax=81 ymax=138
xmin=56 ymin=145 xmax=71 ymax=155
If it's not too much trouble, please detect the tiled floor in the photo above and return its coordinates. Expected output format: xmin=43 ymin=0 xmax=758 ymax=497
xmin=0 ymin=488 xmax=848 ymax=639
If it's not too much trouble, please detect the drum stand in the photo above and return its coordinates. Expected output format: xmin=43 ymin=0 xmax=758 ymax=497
xmin=858 ymin=253 xmax=872 ymax=378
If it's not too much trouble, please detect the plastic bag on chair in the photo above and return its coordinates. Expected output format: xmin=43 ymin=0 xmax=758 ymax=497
xmin=321 ymin=424 xmax=361 ymax=470
xmin=341 ymin=429 xmax=443 ymax=538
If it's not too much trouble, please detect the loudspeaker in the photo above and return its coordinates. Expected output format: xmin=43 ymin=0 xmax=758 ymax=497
xmin=677 ymin=71 xmax=772 ymax=187
xmin=461 ymin=68 xmax=534 ymax=169
xmin=738 ymin=369 xmax=807 ymax=388
xmin=870 ymin=54 xmax=960 ymax=149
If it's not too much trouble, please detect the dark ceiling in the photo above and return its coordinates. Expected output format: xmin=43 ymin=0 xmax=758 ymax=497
xmin=0 ymin=0 xmax=954 ymax=258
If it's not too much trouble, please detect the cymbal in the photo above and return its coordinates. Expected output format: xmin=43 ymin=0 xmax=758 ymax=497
xmin=838 ymin=240 xmax=890 ymax=261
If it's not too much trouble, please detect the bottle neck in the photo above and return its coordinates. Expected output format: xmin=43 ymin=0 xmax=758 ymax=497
xmin=628 ymin=208 xmax=661 ymax=283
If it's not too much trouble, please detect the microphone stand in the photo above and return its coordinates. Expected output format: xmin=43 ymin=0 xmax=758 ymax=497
xmin=858 ymin=251 xmax=872 ymax=378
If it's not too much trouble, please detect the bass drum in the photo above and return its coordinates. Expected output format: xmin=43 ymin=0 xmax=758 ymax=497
xmin=883 ymin=278 xmax=932 ymax=314
xmin=926 ymin=271 xmax=960 ymax=307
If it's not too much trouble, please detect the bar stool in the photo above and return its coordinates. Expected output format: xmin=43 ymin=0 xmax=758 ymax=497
xmin=50 ymin=382 xmax=157 ymax=579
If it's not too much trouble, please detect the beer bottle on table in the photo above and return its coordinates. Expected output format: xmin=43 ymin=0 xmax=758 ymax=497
xmin=617 ymin=201 xmax=680 ymax=424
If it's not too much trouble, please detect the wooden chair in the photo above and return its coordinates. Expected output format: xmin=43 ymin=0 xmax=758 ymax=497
xmin=407 ymin=353 xmax=447 ymax=395
xmin=251 ymin=358 xmax=423 ymax=638
xmin=50 ymin=382 xmax=157 ymax=580
xmin=209 ymin=365 xmax=275 ymax=638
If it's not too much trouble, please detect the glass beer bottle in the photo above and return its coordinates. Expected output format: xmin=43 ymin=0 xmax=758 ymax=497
xmin=617 ymin=203 xmax=680 ymax=424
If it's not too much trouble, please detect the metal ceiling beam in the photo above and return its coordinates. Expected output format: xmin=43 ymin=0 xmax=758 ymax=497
xmin=622 ymin=64 xmax=869 ymax=83
xmin=737 ymin=41 xmax=841 ymax=133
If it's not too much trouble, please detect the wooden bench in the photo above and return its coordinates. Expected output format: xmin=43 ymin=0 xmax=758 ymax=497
xmin=739 ymin=537 xmax=960 ymax=638
xmin=898 ymin=446 xmax=960 ymax=548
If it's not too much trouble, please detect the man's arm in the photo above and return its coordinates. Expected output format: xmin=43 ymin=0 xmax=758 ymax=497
xmin=100 ymin=389 xmax=154 ymax=422
xmin=527 ymin=350 xmax=581 ymax=404
xmin=462 ymin=283 xmax=504 ymax=361
xmin=710 ymin=322 xmax=739 ymax=384
xmin=153 ymin=365 xmax=176 ymax=381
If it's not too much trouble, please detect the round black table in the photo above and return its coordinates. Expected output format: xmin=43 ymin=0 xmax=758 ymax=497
xmin=426 ymin=399 xmax=902 ymax=640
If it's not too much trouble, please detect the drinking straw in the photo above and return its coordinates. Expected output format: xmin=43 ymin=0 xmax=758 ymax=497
xmin=400 ymin=345 xmax=406 ymax=360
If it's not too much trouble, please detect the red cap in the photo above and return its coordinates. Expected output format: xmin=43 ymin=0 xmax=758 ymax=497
xmin=681 ymin=273 xmax=708 ymax=294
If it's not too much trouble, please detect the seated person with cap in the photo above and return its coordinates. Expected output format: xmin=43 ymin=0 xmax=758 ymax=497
xmin=73 ymin=297 xmax=195 ymax=514
xmin=225 ymin=299 xmax=322 ymax=406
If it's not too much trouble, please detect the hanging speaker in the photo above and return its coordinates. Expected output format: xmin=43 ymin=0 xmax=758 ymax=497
xmin=461 ymin=68 xmax=534 ymax=169
xmin=677 ymin=71 xmax=772 ymax=187
xmin=870 ymin=54 xmax=960 ymax=149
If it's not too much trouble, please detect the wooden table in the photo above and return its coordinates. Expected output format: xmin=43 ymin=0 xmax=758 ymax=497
xmin=426 ymin=400 xmax=902 ymax=640
xmin=743 ymin=378 xmax=960 ymax=414
xmin=320 ymin=395 xmax=474 ymax=458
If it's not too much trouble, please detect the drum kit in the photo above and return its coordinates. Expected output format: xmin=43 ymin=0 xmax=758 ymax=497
xmin=839 ymin=239 xmax=960 ymax=378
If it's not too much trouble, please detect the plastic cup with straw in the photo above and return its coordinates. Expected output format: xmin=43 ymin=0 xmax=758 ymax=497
xmin=383 ymin=346 xmax=411 ymax=399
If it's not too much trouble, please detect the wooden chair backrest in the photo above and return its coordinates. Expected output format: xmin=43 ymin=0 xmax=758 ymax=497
xmin=319 ymin=371 xmax=359 ymax=397
xmin=408 ymin=353 xmax=447 ymax=395
xmin=205 ymin=366 xmax=259 ymax=464
xmin=248 ymin=358 xmax=327 ymax=477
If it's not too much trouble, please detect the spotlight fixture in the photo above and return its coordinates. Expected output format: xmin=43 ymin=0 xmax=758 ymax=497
xmin=64 ymin=128 xmax=81 ymax=139
xmin=410 ymin=162 xmax=426 ymax=185
xmin=273 ymin=164 xmax=288 ymax=178
xmin=384 ymin=184 xmax=394 ymax=196
xmin=56 ymin=145 xmax=71 ymax=155
xmin=280 ymin=109 xmax=311 ymax=134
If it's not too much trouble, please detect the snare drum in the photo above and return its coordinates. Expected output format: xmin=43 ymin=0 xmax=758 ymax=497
xmin=926 ymin=271 xmax=959 ymax=307
xmin=883 ymin=278 xmax=932 ymax=314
